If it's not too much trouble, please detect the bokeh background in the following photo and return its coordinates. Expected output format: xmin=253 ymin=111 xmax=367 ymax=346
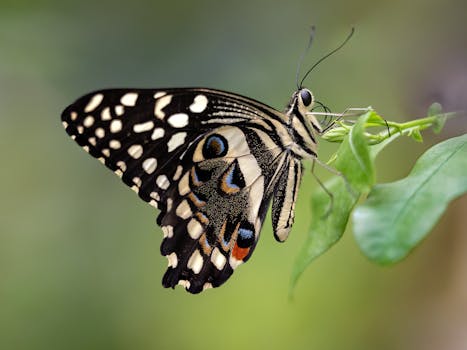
xmin=1 ymin=0 xmax=466 ymax=349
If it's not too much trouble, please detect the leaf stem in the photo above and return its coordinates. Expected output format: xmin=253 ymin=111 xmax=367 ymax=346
xmin=322 ymin=109 xmax=461 ymax=145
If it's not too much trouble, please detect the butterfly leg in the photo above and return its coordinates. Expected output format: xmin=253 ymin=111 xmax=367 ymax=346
xmin=310 ymin=159 xmax=334 ymax=219
xmin=310 ymin=106 xmax=372 ymax=133
xmin=311 ymin=158 xmax=358 ymax=218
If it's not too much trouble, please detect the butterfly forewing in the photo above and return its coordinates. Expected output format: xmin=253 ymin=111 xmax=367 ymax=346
xmin=63 ymin=90 xmax=207 ymax=204
xmin=61 ymin=87 xmax=308 ymax=293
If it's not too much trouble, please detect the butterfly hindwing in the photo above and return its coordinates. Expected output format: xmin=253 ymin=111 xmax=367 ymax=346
xmin=61 ymin=88 xmax=301 ymax=293
xmin=271 ymin=157 xmax=303 ymax=242
xmin=158 ymin=126 xmax=287 ymax=293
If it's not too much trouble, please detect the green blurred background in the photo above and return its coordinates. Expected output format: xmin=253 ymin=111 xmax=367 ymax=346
xmin=1 ymin=0 xmax=466 ymax=349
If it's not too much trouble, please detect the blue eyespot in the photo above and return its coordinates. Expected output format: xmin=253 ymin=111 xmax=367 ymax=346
xmin=203 ymin=134 xmax=228 ymax=159
xmin=237 ymin=223 xmax=255 ymax=248
xmin=225 ymin=168 xmax=239 ymax=190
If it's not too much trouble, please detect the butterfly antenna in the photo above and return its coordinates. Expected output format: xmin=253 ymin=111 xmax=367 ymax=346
xmin=312 ymin=100 xmax=332 ymax=127
xmin=299 ymin=27 xmax=355 ymax=88
xmin=295 ymin=25 xmax=316 ymax=90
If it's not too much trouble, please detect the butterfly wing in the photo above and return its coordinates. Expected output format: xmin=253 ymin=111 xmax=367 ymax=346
xmin=61 ymin=88 xmax=298 ymax=293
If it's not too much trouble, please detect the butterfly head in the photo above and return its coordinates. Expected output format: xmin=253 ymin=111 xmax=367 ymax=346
xmin=288 ymin=87 xmax=315 ymax=114
xmin=296 ymin=87 xmax=322 ymax=134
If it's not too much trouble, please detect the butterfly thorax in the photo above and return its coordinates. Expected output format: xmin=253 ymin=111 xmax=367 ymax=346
xmin=281 ymin=88 xmax=322 ymax=159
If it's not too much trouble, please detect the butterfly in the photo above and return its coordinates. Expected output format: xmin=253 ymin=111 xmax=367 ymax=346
xmin=61 ymin=85 xmax=325 ymax=293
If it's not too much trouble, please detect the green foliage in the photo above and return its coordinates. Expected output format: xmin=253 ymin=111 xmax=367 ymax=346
xmin=291 ymin=105 xmax=466 ymax=292
xmin=354 ymin=134 xmax=467 ymax=264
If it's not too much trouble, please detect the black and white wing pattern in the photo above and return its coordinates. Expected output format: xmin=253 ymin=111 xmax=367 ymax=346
xmin=61 ymin=87 xmax=319 ymax=293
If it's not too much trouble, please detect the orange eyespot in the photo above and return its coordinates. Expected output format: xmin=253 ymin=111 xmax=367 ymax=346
xmin=232 ymin=244 xmax=250 ymax=261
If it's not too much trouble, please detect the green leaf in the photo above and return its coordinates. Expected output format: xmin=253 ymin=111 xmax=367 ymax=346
xmin=353 ymin=134 xmax=467 ymax=264
xmin=290 ymin=177 xmax=357 ymax=294
xmin=333 ymin=111 xmax=378 ymax=192
xmin=290 ymin=111 xmax=376 ymax=292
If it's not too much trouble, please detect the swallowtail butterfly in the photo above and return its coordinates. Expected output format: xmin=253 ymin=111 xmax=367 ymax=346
xmin=61 ymin=86 xmax=324 ymax=293
xmin=62 ymin=25 xmax=363 ymax=294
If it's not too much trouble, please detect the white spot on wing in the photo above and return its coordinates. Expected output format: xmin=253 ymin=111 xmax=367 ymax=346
xmin=133 ymin=121 xmax=154 ymax=133
xmin=211 ymin=247 xmax=227 ymax=270
xmin=83 ymin=115 xmax=95 ymax=128
xmin=62 ymin=121 xmax=69 ymax=128
xmin=115 ymin=105 xmax=124 ymax=116
xmin=167 ymin=113 xmax=189 ymax=128
xmin=128 ymin=144 xmax=143 ymax=159
xmin=70 ymin=111 xmax=78 ymax=121
xmin=101 ymin=107 xmax=111 ymax=120
xmin=162 ymin=225 xmax=174 ymax=238
xmin=178 ymin=172 xmax=190 ymax=196
xmin=166 ymin=198 xmax=173 ymax=212
xmin=132 ymin=177 xmax=142 ymax=187
xmin=156 ymin=174 xmax=170 ymax=190
xmin=120 ymin=92 xmax=138 ymax=106
xmin=229 ymin=256 xmax=244 ymax=269
xmin=150 ymin=191 xmax=160 ymax=201
xmin=167 ymin=132 xmax=187 ymax=152
xmin=154 ymin=94 xmax=172 ymax=119
xmin=109 ymin=140 xmax=121 ymax=149
xmin=173 ymin=165 xmax=183 ymax=181
xmin=95 ymin=127 xmax=105 ymax=138
xmin=110 ymin=119 xmax=122 ymax=133
xmin=187 ymin=218 xmax=203 ymax=239
xmin=178 ymin=280 xmax=191 ymax=289
xmin=88 ymin=137 xmax=96 ymax=146
xmin=142 ymin=157 xmax=157 ymax=174
xmin=116 ymin=161 xmax=127 ymax=171
xmin=84 ymin=94 xmax=103 ymax=112
xmin=189 ymin=94 xmax=208 ymax=113
xmin=154 ymin=91 xmax=166 ymax=99
xmin=101 ymin=148 xmax=110 ymax=157
xmin=151 ymin=127 xmax=165 ymax=140
xmin=187 ymin=250 xmax=203 ymax=274
xmin=175 ymin=200 xmax=192 ymax=220
xmin=167 ymin=252 xmax=178 ymax=267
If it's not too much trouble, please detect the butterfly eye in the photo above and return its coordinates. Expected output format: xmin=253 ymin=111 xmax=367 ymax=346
xmin=299 ymin=89 xmax=313 ymax=107
xmin=203 ymin=134 xmax=228 ymax=159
